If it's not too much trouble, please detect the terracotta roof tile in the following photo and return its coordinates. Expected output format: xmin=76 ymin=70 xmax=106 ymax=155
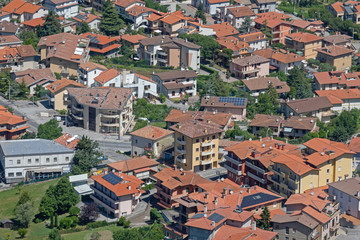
xmin=316 ymin=89 xmax=360 ymax=104
xmin=216 ymin=36 xmax=250 ymax=52
xmin=94 ymin=69 xmax=119 ymax=84
xmin=285 ymin=97 xmax=333 ymax=114
xmin=130 ymin=125 xmax=173 ymax=140
xmin=81 ymin=32 xmax=120 ymax=46
xmin=272 ymin=213 xmax=319 ymax=229
xmin=201 ymin=96 xmax=247 ymax=109
xmin=316 ymin=45 xmax=353 ymax=57
xmin=107 ymin=156 xmax=159 ymax=172
xmin=207 ymin=22 xmax=239 ymax=38
xmin=228 ymin=6 xmax=255 ymax=18
xmin=79 ymin=62 xmax=108 ymax=72
xmin=331 ymin=2 xmax=345 ymax=13
xmin=121 ymin=34 xmax=147 ymax=44
xmin=72 ymin=13 xmax=100 ymax=24
xmin=54 ymin=133 xmax=79 ymax=150
xmin=126 ymin=5 xmax=154 ymax=17
xmin=170 ymin=119 xmax=223 ymax=138
xmin=46 ymin=78 xmax=85 ymax=93
xmin=286 ymin=32 xmax=323 ymax=43
xmin=114 ymin=0 xmax=144 ymax=8
xmin=231 ymin=55 xmax=270 ymax=66
xmin=242 ymin=76 xmax=290 ymax=93
xmin=15 ymin=68 xmax=56 ymax=87
xmin=238 ymin=31 xmax=267 ymax=43
xmin=302 ymin=205 xmax=331 ymax=224
xmin=314 ymin=71 xmax=360 ymax=87
xmin=0 ymin=107 xmax=27 ymax=125
xmin=323 ymin=34 xmax=352 ymax=44
xmin=349 ymin=136 xmax=360 ymax=153
xmin=0 ymin=20 xmax=18 ymax=34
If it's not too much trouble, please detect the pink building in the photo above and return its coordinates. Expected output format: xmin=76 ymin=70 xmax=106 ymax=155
xmin=230 ymin=55 xmax=270 ymax=79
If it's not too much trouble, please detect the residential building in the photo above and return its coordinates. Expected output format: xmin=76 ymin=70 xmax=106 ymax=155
xmin=165 ymin=109 xmax=233 ymax=132
xmin=0 ymin=21 xmax=19 ymax=36
xmin=0 ymin=35 xmax=22 ymax=47
xmin=130 ymin=125 xmax=174 ymax=158
xmin=107 ymin=156 xmax=159 ymax=182
xmin=253 ymin=48 xmax=305 ymax=74
xmin=323 ymin=34 xmax=353 ymax=48
xmin=230 ymin=55 xmax=270 ymax=79
xmin=205 ymin=22 xmax=239 ymax=38
xmin=12 ymin=68 xmax=56 ymax=95
xmin=216 ymin=6 xmax=255 ymax=28
xmin=67 ymin=87 xmax=134 ymax=135
xmin=242 ymin=76 xmax=290 ymax=96
xmin=290 ymin=19 xmax=325 ymax=36
xmin=54 ymin=133 xmax=79 ymax=150
xmin=121 ymin=34 xmax=147 ymax=52
xmin=316 ymin=45 xmax=353 ymax=71
xmin=44 ymin=0 xmax=79 ymax=18
xmin=157 ymin=10 xmax=194 ymax=37
xmin=216 ymin=36 xmax=251 ymax=58
xmin=0 ymin=106 xmax=28 ymax=140
xmin=281 ymin=97 xmax=334 ymax=122
xmin=0 ymin=10 xmax=10 ymax=22
xmin=77 ymin=61 xmax=108 ymax=87
xmin=0 ymin=139 xmax=74 ymax=183
xmin=192 ymin=0 xmax=230 ymax=15
xmin=46 ymin=78 xmax=85 ymax=111
xmin=116 ymin=2 xmax=155 ymax=30
xmin=138 ymin=35 xmax=201 ymax=71
xmin=328 ymin=177 xmax=360 ymax=219
xmin=170 ymin=119 xmax=223 ymax=172
xmin=152 ymin=70 xmax=197 ymax=99
xmin=153 ymin=166 xmax=210 ymax=208
xmin=313 ymin=71 xmax=360 ymax=90
xmin=285 ymin=32 xmax=323 ymax=59
xmin=90 ymin=172 xmax=144 ymax=218
xmin=237 ymin=31 xmax=268 ymax=50
xmin=81 ymin=32 xmax=121 ymax=58
xmin=328 ymin=1 xmax=360 ymax=24
xmin=200 ymin=96 xmax=247 ymax=120
xmin=1 ymin=0 xmax=48 ymax=23
xmin=22 ymin=16 xmax=67 ymax=32
xmin=0 ymin=45 xmax=37 ymax=72
xmin=349 ymin=136 xmax=360 ymax=171
xmin=252 ymin=0 xmax=277 ymax=13
xmin=316 ymin=89 xmax=360 ymax=112
xmin=254 ymin=12 xmax=292 ymax=44
xmin=72 ymin=12 xmax=101 ymax=31
xmin=38 ymin=33 xmax=90 ymax=77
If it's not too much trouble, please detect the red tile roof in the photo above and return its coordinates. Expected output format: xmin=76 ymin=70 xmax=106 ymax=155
xmin=238 ymin=31 xmax=267 ymax=43
xmin=114 ymin=0 xmax=144 ymax=8
xmin=331 ymin=2 xmax=345 ymax=13
xmin=0 ymin=107 xmax=28 ymax=126
xmin=207 ymin=22 xmax=239 ymax=38
xmin=107 ymin=156 xmax=159 ymax=172
xmin=349 ymin=136 xmax=360 ymax=153
xmin=130 ymin=125 xmax=173 ymax=140
xmin=286 ymin=32 xmax=323 ymax=43
xmin=81 ymin=32 xmax=120 ymax=46
xmin=316 ymin=89 xmax=360 ymax=104
xmin=314 ymin=71 xmax=360 ymax=88
xmin=54 ymin=133 xmax=79 ymax=150
xmin=72 ymin=13 xmax=100 ymax=24
xmin=46 ymin=78 xmax=85 ymax=93
xmin=126 ymin=5 xmax=154 ymax=16
xmin=228 ymin=6 xmax=255 ymax=18
xmin=170 ymin=119 xmax=224 ymax=138
xmin=94 ymin=69 xmax=119 ymax=84
xmin=2 ymin=0 xmax=40 ymax=14
xmin=316 ymin=45 xmax=353 ymax=57
xmin=121 ymin=34 xmax=147 ymax=44
xmin=79 ymin=61 xmax=108 ymax=72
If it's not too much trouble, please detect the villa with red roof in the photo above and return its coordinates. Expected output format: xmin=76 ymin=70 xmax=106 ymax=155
xmin=216 ymin=5 xmax=256 ymax=29
xmin=22 ymin=16 xmax=65 ymax=31
xmin=313 ymin=71 xmax=360 ymax=90
xmin=285 ymin=32 xmax=323 ymax=59
xmin=72 ymin=13 xmax=101 ymax=31
xmin=121 ymin=34 xmax=147 ymax=52
xmin=0 ymin=45 xmax=38 ymax=72
xmin=81 ymin=33 xmax=121 ymax=58
xmin=0 ymin=105 xmax=28 ymax=140
xmin=54 ymin=133 xmax=79 ymax=150
xmin=316 ymin=88 xmax=360 ymax=112
xmin=2 ymin=0 xmax=48 ymax=22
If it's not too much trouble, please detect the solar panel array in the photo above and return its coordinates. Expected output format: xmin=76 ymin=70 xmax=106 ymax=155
xmin=86 ymin=35 xmax=100 ymax=44
xmin=240 ymin=192 xmax=280 ymax=208
xmin=218 ymin=97 xmax=246 ymax=106
xmin=102 ymin=172 xmax=123 ymax=185
xmin=208 ymin=213 xmax=225 ymax=223
xmin=75 ymin=14 xmax=85 ymax=21
xmin=192 ymin=213 xmax=205 ymax=219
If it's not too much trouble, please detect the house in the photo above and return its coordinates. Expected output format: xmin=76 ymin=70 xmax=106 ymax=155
xmin=121 ymin=34 xmax=147 ymax=52
xmin=22 ymin=16 xmax=66 ymax=32
xmin=200 ymin=96 xmax=247 ymax=120
xmin=328 ymin=177 xmax=360 ymax=219
xmin=0 ymin=10 xmax=10 ymax=22
xmin=44 ymin=0 xmax=79 ymax=18
xmin=138 ymin=35 xmax=201 ymax=71
xmin=54 ymin=133 xmax=79 ymax=150
xmin=316 ymin=89 xmax=360 ymax=112
xmin=38 ymin=33 xmax=90 ymax=77
xmin=192 ymin=0 xmax=230 ymax=15
xmin=12 ymin=68 xmax=56 ymax=95
xmin=216 ymin=36 xmax=251 ymax=58
xmin=107 ymin=156 xmax=159 ymax=182
xmin=0 ymin=139 xmax=74 ymax=183
xmin=130 ymin=125 xmax=174 ymax=158
xmin=77 ymin=61 xmax=108 ymax=87
xmin=118 ymin=4 xmax=155 ymax=30
xmin=72 ymin=13 xmax=101 ymax=31
xmin=316 ymin=45 xmax=353 ymax=71
xmin=328 ymin=1 xmax=360 ymax=24
xmin=313 ymin=71 xmax=360 ymax=90
xmin=253 ymin=48 xmax=305 ymax=74
xmin=0 ymin=21 xmax=19 ymax=36
xmin=205 ymin=22 xmax=239 ymax=38
xmin=323 ymin=34 xmax=353 ymax=48
xmin=249 ymin=114 xmax=283 ymax=137
xmin=242 ymin=76 xmax=290 ymax=96
xmin=0 ymin=106 xmax=28 ymax=140
xmin=153 ymin=166 xmax=210 ymax=208
xmin=216 ymin=6 xmax=255 ymax=29
xmin=1 ymin=0 xmax=48 ymax=23
xmin=252 ymin=0 xmax=277 ymax=13
xmin=0 ymin=45 xmax=37 ymax=72
xmin=349 ymin=136 xmax=360 ymax=171
xmin=67 ymin=87 xmax=134 ymax=135
xmin=285 ymin=32 xmax=323 ymax=59
xmin=170 ymin=119 xmax=223 ymax=172
xmin=158 ymin=10 xmax=194 ymax=37
xmin=80 ymin=32 xmax=121 ymax=58
xmin=254 ymin=12 xmax=292 ymax=44
xmin=0 ymin=35 xmax=22 ymax=47
xmin=46 ymin=78 xmax=85 ymax=111
xmin=230 ymin=55 xmax=270 ymax=79
xmin=237 ymin=31 xmax=268 ymax=50
xmin=152 ymin=70 xmax=197 ymax=99
xmin=290 ymin=19 xmax=325 ymax=35
xmin=281 ymin=97 xmax=334 ymax=122
xmin=90 ymin=172 xmax=144 ymax=218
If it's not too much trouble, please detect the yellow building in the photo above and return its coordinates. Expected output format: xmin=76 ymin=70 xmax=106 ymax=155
xmin=285 ymin=32 xmax=323 ymax=59
xmin=170 ymin=119 xmax=223 ymax=172
xmin=316 ymin=45 xmax=353 ymax=71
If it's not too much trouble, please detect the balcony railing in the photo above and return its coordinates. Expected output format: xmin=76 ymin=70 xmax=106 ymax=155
xmin=72 ymin=105 xmax=84 ymax=112
xmin=176 ymin=138 xmax=185 ymax=145
xmin=201 ymin=150 xmax=213 ymax=156
xmin=201 ymin=141 xmax=213 ymax=147
xmin=224 ymin=155 xmax=242 ymax=166
xmin=224 ymin=164 xmax=242 ymax=175
xmin=247 ymin=172 xmax=266 ymax=184
xmin=176 ymin=156 xmax=186 ymax=164
xmin=245 ymin=161 xmax=265 ymax=174
xmin=176 ymin=147 xmax=186 ymax=154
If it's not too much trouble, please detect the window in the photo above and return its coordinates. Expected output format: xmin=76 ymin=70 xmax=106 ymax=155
xmin=196 ymin=157 xmax=199 ymax=161
xmin=35 ymin=158 xmax=39 ymax=163
xmin=212 ymin=144 xmax=215 ymax=148
xmin=8 ymin=172 xmax=14 ymax=177
xmin=46 ymin=158 xmax=50 ymax=163
xmin=196 ymin=139 xmax=199 ymax=143
xmin=16 ymin=172 xmax=22 ymax=176
xmin=135 ymin=139 xmax=137 ymax=143
xmin=212 ymin=153 xmax=215 ymax=157
xmin=273 ymin=202 xmax=277 ymax=208
xmin=327 ymin=169 xmax=330 ymax=174
xmin=207 ymin=137 xmax=210 ymax=140
xmin=28 ymin=159 xmax=31 ymax=164
xmin=17 ymin=160 xmax=20 ymax=164
xmin=54 ymin=157 xmax=57 ymax=162
xmin=326 ymin=179 xmax=329 ymax=183
xmin=196 ymin=148 xmax=199 ymax=152
xmin=338 ymin=166 xmax=341 ymax=172
xmin=212 ymin=135 xmax=215 ymax=139
xmin=309 ymin=182 xmax=313 ymax=188
xmin=292 ymin=228 xmax=296 ymax=233
xmin=286 ymin=227 xmax=289 ymax=234
xmin=9 ymin=160 xmax=13 ymax=165
xmin=65 ymin=157 xmax=69 ymax=161
xmin=255 ymin=207 xmax=259 ymax=212
xmin=186 ymin=188 xmax=189 ymax=193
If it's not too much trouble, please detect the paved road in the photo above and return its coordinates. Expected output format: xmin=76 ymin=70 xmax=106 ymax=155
xmin=165 ymin=98 xmax=189 ymax=110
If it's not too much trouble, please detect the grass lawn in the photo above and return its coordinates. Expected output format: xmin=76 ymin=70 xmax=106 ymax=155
xmin=151 ymin=122 xmax=166 ymax=128
xmin=62 ymin=225 xmax=121 ymax=240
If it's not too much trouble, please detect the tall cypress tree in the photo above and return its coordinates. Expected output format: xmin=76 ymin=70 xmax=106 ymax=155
xmin=100 ymin=0 xmax=124 ymax=36
xmin=37 ymin=11 xmax=61 ymax=38
xmin=257 ymin=206 xmax=271 ymax=230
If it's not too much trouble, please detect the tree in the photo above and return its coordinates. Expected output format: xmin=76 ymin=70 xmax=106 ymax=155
xmin=37 ymin=11 xmax=61 ymax=38
xmin=0 ymin=70 xmax=11 ymax=94
xmin=259 ymin=127 xmax=273 ymax=138
xmin=69 ymin=206 xmax=80 ymax=216
xmin=15 ymin=202 xmax=35 ymax=228
xmin=72 ymin=136 xmax=101 ymax=174
xmin=318 ymin=63 xmax=336 ymax=72
xmin=179 ymin=34 xmax=220 ymax=61
xmin=287 ymin=66 xmax=313 ymax=99
xmin=18 ymin=80 xmax=29 ymax=98
xmin=19 ymin=30 xmax=39 ymax=48
xmin=260 ymin=20 xmax=273 ymax=42
xmin=18 ymin=229 xmax=27 ymax=239
xmin=20 ymin=132 xmax=36 ymax=139
xmin=195 ymin=3 xmax=206 ymax=24
xmin=255 ymin=83 xmax=279 ymax=115
xmin=48 ymin=229 xmax=61 ymax=240
xmin=257 ymin=206 xmax=271 ymax=230
xmin=150 ymin=208 xmax=163 ymax=223
xmin=238 ymin=16 xmax=253 ymax=33
xmin=100 ymin=0 xmax=124 ymax=36
xmin=79 ymin=22 xmax=91 ymax=34
xmin=35 ymin=85 xmax=47 ymax=98
xmin=55 ymin=213 xmax=58 ymax=228
xmin=39 ymin=186 xmax=58 ymax=219
xmin=118 ymin=216 xmax=126 ymax=226
xmin=80 ymin=203 xmax=99 ymax=223
xmin=37 ymin=119 xmax=62 ymax=140
xmin=145 ymin=0 xmax=168 ymax=13
xmin=16 ymin=191 xmax=31 ymax=207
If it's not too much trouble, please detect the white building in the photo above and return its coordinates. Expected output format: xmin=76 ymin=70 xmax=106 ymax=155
xmin=72 ymin=13 xmax=101 ymax=31
xmin=0 ymin=139 xmax=75 ymax=184
xmin=44 ymin=0 xmax=79 ymax=18
xmin=78 ymin=62 xmax=108 ymax=87
xmin=192 ymin=0 xmax=230 ymax=15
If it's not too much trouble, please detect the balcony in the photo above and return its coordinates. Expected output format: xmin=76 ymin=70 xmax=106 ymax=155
xmin=157 ymin=58 xmax=167 ymax=63
xmin=201 ymin=141 xmax=213 ymax=147
xmin=72 ymin=105 xmax=83 ymax=112
xmin=176 ymin=138 xmax=185 ymax=145
xmin=201 ymin=158 xmax=213 ymax=165
xmin=157 ymin=51 xmax=167 ymax=56
xmin=176 ymin=147 xmax=186 ymax=154
xmin=247 ymin=172 xmax=266 ymax=184
xmin=176 ymin=156 xmax=186 ymax=164
xmin=201 ymin=150 xmax=213 ymax=156
xmin=224 ymin=164 xmax=242 ymax=175
xmin=288 ymin=176 xmax=298 ymax=183
xmin=101 ymin=113 xmax=119 ymax=119
xmin=71 ymin=113 xmax=83 ymax=120
xmin=270 ymin=176 xmax=280 ymax=184
xmin=330 ymin=222 xmax=340 ymax=232
xmin=245 ymin=161 xmax=265 ymax=174
xmin=101 ymin=121 xmax=119 ymax=127
xmin=224 ymin=155 xmax=242 ymax=166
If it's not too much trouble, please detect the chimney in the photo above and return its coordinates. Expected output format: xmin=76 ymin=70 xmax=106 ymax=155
xmin=204 ymin=192 xmax=209 ymax=199
xmin=204 ymin=205 xmax=208 ymax=213
xmin=252 ymin=221 xmax=256 ymax=231
xmin=211 ymin=221 xmax=215 ymax=227
xmin=214 ymin=196 xmax=218 ymax=205
xmin=281 ymin=144 xmax=284 ymax=150
xmin=229 ymin=189 xmax=233 ymax=195
xmin=128 ymin=185 xmax=131 ymax=190
xmin=223 ymin=188 xmax=227 ymax=195
xmin=247 ymin=188 xmax=251 ymax=194
xmin=259 ymin=136 xmax=262 ymax=142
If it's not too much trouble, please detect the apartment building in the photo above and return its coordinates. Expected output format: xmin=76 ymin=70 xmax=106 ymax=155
xmin=285 ymin=32 xmax=323 ymax=59
xmin=170 ymin=119 xmax=223 ymax=172
xmin=46 ymin=79 xmax=85 ymax=111
xmin=316 ymin=89 xmax=360 ymax=112
xmin=0 ymin=21 xmax=19 ymax=36
xmin=121 ymin=34 xmax=147 ymax=52
xmin=216 ymin=36 xmax=251 ymax=58
xmin=328 ymin=1 xmax=360 ymax=24
xmin=230 ymin=55 xmax=270 ymax=79
xmin=0 ymin=106 xmax=28 ymax=140
xmin=12 ymin=68 xmax=56 ymax=95
xmin=216 ymin=6 xmax=255 ymax=28
xmin=130 ymin=125 xmax=174 ymax=158
xmin=323 ymin=34 xmax=353 ymax=49
xmin=242 ymin=76 xmax=290 ymax=97
xmin=38 ymin=33 xmax=90 ymax=77
xmin=1 ymin=0 xmax=48 ymax=23
xmin=237 ymin=31 xmax=268 ymax=50
xmin=152 ymin=70 xmax=197 ymax=99
xmin=192 ymin=0 xmax=230 ymax=15
xmin=158 ymin=10 xmax=194 ymax=37
xmin=72 ymin=13 xmax=101 ymax=31
xmin=290 ymin=19 xmax=325 ymax=35
xmin=313 ymin=71 xmax=360 ymax=90
xmin=0 ymin=139 xmax=74 ymax=183
xmin=138 ymin=35 xmax=201 ymax=71
xmin=81 ymin=32 xmax=121 ymax=58
xmin=77 ymin=62 xmax=108 ymax=87
xmin=90 ymin=172 xmax=144 ymax=218
xmin=316 ymin=45 xmax=353 ymax=71
xmin=0 ymin=45 xmax=37 ymax=72
xmin=67 ymin=87 xmax=134 ymax=136
xmin=44 ymin=0 xmax=79 ymax=18
xmin=200 ymin=96 xmax=247 ymax=120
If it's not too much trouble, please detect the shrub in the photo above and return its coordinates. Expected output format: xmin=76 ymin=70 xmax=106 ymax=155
xmin=118 ymin=216 xmax=126 ymax=226
xmin=18 ymin=228 xmax=27 ymax=239
xmin=124 ymin=220 xmax=131 ymax=228
xmin=86 ymin=220 xmax=108 ymax=229
xmin=59 ymin=217 xmax=72 ymax=230
xmin=48 ymin=229 xmax=61 ymax=240
xmin=70 ymin=216 xmax=79 ymax=228
xmin=69 ymin=206 xmax=80 ymax=216
xmin=90 ymin=232 xmax=101 ymax=240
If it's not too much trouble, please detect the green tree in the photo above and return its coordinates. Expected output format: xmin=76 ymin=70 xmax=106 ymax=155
xmin=100 ymin=0 xmax=124 ymax=36
xmin=118 ymin=216 xmax=126 ymax=226
xmin=179 ymin=34 xmax=220 ymax=61
xmin=255 ymin=83 xmax=279 ymax=115
xmin=55 ymin=178 xmax=80 ymax=214
xmin=17 ymin=229 xmax=27 ymax=239
xmin=257 ymin=206 xmax=271 ymax=230
xmin=35 ymin=85 xmax=48 ymax=98
xmin=18 ymin=80 xmax=29 ymax=98
xmin=54 ymin=213 xmax=58 ymax=228
xmin=150 ymin=208 xmax=163 ymax=223
xmin=48 ymin=229 xmax=61 ymax=240
xmin=69 ymin=206 xmax=80 ymax=216
xmin=72 ymin=136 xmax=101 ymax=174
xmin=19 ymin=30 xmax=39 ymax=48
xmin=0 ymin=70 xmax=11 ymax=94
xmin=16 ymin=191 xmax=31 ymax=207
xmin=79 ymin=22 xmax=91 ymax=34
xmin=90 ymin=232 xmax=101 ymax=240
xmin=259 ymin=127 xmax=273 ymax=138
xmin=195 ymin=3 xmax=206 ymax=24
xmin=145 ymin=0 xmax=168 ymax=12
xmin=37 ymin=119 xmax=62 ymax=140
xmin=260 ymin=20 xmax=273 ymax=42
xmin=39 ymin=186 xmax=57 ymax=219
xmin=287 ymin=66 xmax=312 ymax=99
xmin=318 ymin=63 xmax=336 ymax=72
xmin=37 ymin=11 xmax=61 ymax=38
xmin=15 ymin=202 xmax=35 ymax=228
xmin=238 ymin=16 xmax=253 ymax=33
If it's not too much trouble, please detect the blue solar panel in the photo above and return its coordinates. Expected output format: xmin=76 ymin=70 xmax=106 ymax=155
xmin=102 ymin=172 xmax=123 ymax=185
xmin=240 ymin=192 xmax=281 ymax=208
xmin=208 ymin=213 xmax=224 ymax=223
xmin=218 ymin=97 xmax=246 ymax=106
xmin=192 ymin=213 xmax=205 ymax=219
